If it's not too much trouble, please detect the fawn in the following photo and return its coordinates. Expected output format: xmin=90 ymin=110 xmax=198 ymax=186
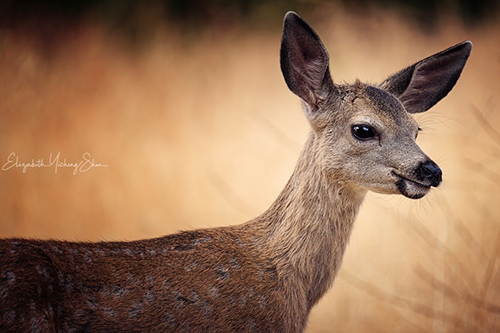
xmin=0 ymin=11 xmax=471 ymax=333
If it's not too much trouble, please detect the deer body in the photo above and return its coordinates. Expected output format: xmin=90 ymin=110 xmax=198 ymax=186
xmin=0 ymin=139 xmax=362 ymax=332
xmin=0 ymin=12 xmax=471 ymax=333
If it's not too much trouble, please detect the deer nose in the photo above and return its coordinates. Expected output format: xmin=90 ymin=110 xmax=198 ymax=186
xmin=417 ymin=160 xmax=442 ymax=187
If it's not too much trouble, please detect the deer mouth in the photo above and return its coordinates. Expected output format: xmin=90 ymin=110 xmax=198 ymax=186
xmin=391 ymin=171 xmax=431 ymax=199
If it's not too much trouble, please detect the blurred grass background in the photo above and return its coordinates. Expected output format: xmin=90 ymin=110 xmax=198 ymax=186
xmin=0 ymin=1 xmax=499 ymax=331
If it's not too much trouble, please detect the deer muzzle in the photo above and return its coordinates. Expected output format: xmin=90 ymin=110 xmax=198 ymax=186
xmin=392 ymin=159 xmax=442 ymax=199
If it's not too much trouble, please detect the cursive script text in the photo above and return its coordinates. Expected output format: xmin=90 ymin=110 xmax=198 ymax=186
xmin=2 ymin=152 xmax=108 ymax=175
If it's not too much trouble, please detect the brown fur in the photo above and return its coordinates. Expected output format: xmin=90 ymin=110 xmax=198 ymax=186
xmin=0 ymin=11 xmax=471 ymax=333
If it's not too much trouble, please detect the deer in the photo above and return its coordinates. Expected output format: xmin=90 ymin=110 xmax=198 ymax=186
xmin=0 ymin=11 xmax=471 ymax=333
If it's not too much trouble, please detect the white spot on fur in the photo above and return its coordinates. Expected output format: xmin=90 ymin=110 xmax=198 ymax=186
xmin=258 ymin=295 xmax=266 ymax=309
xmin=162 ymin=279 xmax=171 ymax=288
xmin=235 ymin=238 xmax=246 ymax=248
xmin=35 ymin=265 xmax=49 ymax=279
xmin=83 ymin=249 xmax=93 ymax=262
xmin=229 ymin=258 xmax=241 ymax=270
xmin=127 ymin=273 xmax=137 ymax=284
xmin=5 ymin=270 xmax=16 ymax=283
xmin=173 ymin=290 xmax=186 ymax=310
xmin=103 ymin=307 xmax=116 ymax=318
xmin=144 ymin=290 xmax=156 ymax=304
xmin=112 ymin=284 xmax=129 ymax=298
xmin=189 ymin=292 xmax=200 ymax=302
xmin=257 ymin=267 xmax=265 ymax=281
xmin=215 ymin=265 xmax=229 ymax=280
xmin=208 ymin=286 xmax=218 ymax=298
xmin=129 ymin=302 xmax=143 ymax=317
xmin=51 ymin=245 xmax=62 ymax=254
xmin=185 ymin=262 xmax=198 ymax=272
xmin=87 ymin=297 xmax=98 ymax=310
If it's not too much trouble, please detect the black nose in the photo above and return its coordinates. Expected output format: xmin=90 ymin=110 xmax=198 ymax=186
xmin=417 ymin=160 xmax=442 ymax=187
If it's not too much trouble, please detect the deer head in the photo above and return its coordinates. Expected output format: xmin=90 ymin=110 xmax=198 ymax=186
xmin=280 ymin=12 xmax=471 ymax=199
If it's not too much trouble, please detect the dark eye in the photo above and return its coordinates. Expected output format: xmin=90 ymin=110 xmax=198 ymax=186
xmin=351 ymin=124 xmax=377 ymax=140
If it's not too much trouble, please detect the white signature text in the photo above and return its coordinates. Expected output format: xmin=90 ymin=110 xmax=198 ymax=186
xmin=2 ymin=152 xmax=108 ymax=175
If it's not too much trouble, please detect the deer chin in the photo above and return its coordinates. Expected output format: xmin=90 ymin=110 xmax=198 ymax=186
xmin=392 ymin=172 xmax=431 ymax=199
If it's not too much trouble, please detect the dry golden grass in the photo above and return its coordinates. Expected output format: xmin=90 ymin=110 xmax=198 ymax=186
xmin=0 ymin=7 xmax=499 ymax=332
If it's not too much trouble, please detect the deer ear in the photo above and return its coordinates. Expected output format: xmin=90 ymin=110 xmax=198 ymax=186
xmin=280 ymin=11 xmax=334 ymax=111
xmin=381 ymin=41 xmax=472 ymax=114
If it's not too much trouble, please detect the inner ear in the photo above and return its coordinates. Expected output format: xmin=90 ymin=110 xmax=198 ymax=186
xmin=280 ymin=12 xmax=334 ymax=110
xmin=381 ymin=41 xmax=472 ymax=114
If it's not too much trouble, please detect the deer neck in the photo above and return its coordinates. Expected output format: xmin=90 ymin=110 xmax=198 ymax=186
xmin=254 ymin=134 xmax=367 ymax=307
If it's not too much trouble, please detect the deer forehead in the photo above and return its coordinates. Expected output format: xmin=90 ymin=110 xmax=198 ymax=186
xmin=351 ymin=85 xmax=418 ymax=133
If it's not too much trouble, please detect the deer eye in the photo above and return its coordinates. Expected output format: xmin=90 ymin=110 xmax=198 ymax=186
xmin=351 ymin=124 xmax=377 ymax=140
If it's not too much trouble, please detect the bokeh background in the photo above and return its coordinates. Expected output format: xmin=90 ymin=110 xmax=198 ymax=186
xmin=1 ymin=1 xmax=499 ymax=331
